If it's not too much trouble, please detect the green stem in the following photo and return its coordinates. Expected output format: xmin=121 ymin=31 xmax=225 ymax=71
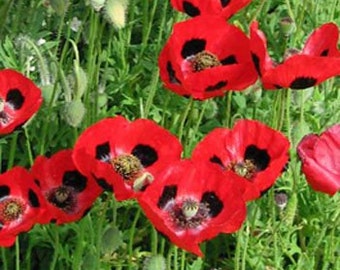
xmin=178 ymin=98 xmax=193 ymax=141
xmin=7 ymin=132 xmax=18 ymax=170
xmin=128 ymin=208 xmax=141 ymax=270
xmin=144 ymin=70 xmax=160 ymax=118
xmin=15 ymin=237 xmax=20 ymax=270
xmin=234 ymin=226 xmax=244 ymax=270
xmin=24 ymin=128 xmax=34 ymax=166
xmin=224 ymin=91 xmax=233 ymax=127
xmin=1 ymin=248 xmax=8 ymax=270
xmin=50 ymin=226 xmax=59 ymax=270
xmin=151 ymin=226 xmax=158 ymax=255
xmin=180 ymin=250 xmax=186 ymax=270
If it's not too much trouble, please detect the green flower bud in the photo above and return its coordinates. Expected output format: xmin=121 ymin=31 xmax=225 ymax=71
xmin=143 ymin=255 xmax=166 ymax=270
xmin=63 ymin=100 xmax=86 ymax=127
xmin=104 ymin=0 xmax=128 ymax=29
xmin=280 ymin=17 xmax=296 ymax=37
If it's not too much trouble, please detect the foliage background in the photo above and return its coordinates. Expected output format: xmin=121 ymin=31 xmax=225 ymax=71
xmin=0 ymin=0 xmax=339 ymax=269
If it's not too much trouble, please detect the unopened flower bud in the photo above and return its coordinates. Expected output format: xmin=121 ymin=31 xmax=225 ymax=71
xmin=280 ymin=17 xmax=296 ymax=37
xmin=90 ymin=0 xmax=106 ymax=11
xmin=274 ymin=192 xmax=288 ymax=210
xmin=49 ymin=0 xmax=69 ymax=16
xmin=104 ymin=0 xmax=128 ymax=29
xmin=63 ymin=100 xmax=86 ymax=127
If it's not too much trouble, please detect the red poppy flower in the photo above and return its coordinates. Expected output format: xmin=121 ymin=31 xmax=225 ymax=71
xmin=72 ymin=116 xmax=183 ymax=201
xmin=31 ymin=149 xmax=102 ymax=225
xmin=297 ymin=124 xmax=340 ymax=196
xmin=170 ymin=0 xmax=252 ymax=19
xmin=138 ymin=159 xmax=246 ymax=257
xmin=192 ymin=119 xmax=290 ymax=201
xmin=0 ymin=167 xmax=47 ymax=247
xmin=0 ymin=69 xmax=43 ymax=135
xmin=250 ymin=21 xmax=340 ymax=89
xmin=159 ymin=15 xmax=258 ymax=100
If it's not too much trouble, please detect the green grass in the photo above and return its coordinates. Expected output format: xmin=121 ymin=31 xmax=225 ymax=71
xmin=0 ymin=0 xmax=339 ymax=269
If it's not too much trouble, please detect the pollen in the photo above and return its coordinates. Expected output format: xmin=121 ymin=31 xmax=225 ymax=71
xmin=232 ymin=159 xmax=257 ymax=179
xmin=111 ymin=154 xmax=142 ymax=180
xmin=190 ymin=51 xmax=221 ymax=72
xmin=0 ymin=198 xmax=25 ymax=223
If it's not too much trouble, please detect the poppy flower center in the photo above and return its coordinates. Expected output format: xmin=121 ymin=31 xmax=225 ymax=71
xmin=111 ymin=154 xmax=143 ymax=180
xmin=47 ymin=186 xmax=76 ymax=213
xmin=169 ymin=198 xmax=210 ymax=229
xmin=232 ymin=159 xmax=257 ymax=179
xmin=190 ymin=51 xmax=221 ymax=72
xmin=0 ymin=198 xmax=25 ymax=223
xmin=0 ymin=99 xmax=12 ymax=125
xmin=111 ymin=154 xmax=154 ymax=191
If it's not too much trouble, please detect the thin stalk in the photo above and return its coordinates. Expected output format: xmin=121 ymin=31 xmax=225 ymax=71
xmin=7 ymin=132 xmax=18 ymax=170
xmin=151 ymin=226 xmax=158 ymax=255
xmin=128 ymin=208 xmax=141 ymax=270
xmin=15 ymin=238 xmax=20 ymax=270
xmin=234 ymin=225 xmax=244 ymax=270
xmin=50 ymin=226 xmax=59 ymax=270
xmin=144 ymin=70 xmax=160 ymax=118
xmin=178 ymin=98 xmax=193 ymax=141
xmin=23 ymin=128 xmax=34 ymax=166
xmin=180 ymin=250 xmax=186 ymax=270
xmin=224 ymin=91 xmax=233 ymax=127
xmin=1 ymin=248 xmax=8 ymax=270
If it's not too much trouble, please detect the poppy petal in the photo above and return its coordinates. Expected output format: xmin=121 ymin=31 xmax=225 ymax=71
xmin=261 ymin=55 xmax=340 ymax=89
xmin=297 ymin=124 xmax=340 ymax=195
xmin=0 ymin=69 xmax=42 ymax=135
xmin=302 ymin=23 xmax=340 ymax=57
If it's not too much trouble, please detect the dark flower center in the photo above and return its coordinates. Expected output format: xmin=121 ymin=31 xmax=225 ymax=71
xmin=190 ymin=51 xmax=221 ymax=72
xmin=0 ymin=198 xmax=25 ymax=223
xmin=47 ymin=186 xmax=76 ymax=213
xmin=231 ymin=159 xmax=257 ymax=179
xmin=169 ymin=198 xmax=210 ymax=230
xmin=0 ymin=99 xmax=12 ymax=125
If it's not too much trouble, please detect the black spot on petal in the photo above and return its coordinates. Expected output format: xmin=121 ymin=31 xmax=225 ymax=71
xmin=244 ymin=145 xmax=270 ymax=171
xmin=201 ymin=191 xmax=223 ymax=217
xmin=50 ymin=219 xmax=57 ymax=223
xmin=221 ymin=0 xmax=231 ymax=7
xmin=34 ymin=179 xmax=40 ymax=187
xmin=95 ymin=142 xmax=110 ymax=161
xmin=210 ymin=155 xmax=224 ymax=168
xmin=92 ymin=174 xmax=113 ymax=192
xmin=251 ymin=53 xmax=262 ymax=77
xmin=320 ymin=49 xmax=329 ymax=56
xmin=0 ymin=185 xmax=10 ymax=199
xmin=181 ymin=39 xmax=206 ymax=59
xmin=62 ymin=171 xmax=87 ymax=192
xmin=82 ymin=207 xmax=92 ymax=218
xmin=289 ymin=77 xmax=317 ymax=89
xmin=221 ymin=55 xmax=237 ymax=65
xmin=205 ymin=81 xmax=227 ymax=92
xmin=157 ymin=185 xmax=177 ymax=209
xmin=28 ymin=189 xmax=40 ymax=208
xmin=132 ymin=144 xmax=158 ymax=168
xmin=6 ymin=89 xmax=25 ymax=110
xmin=183 ymin=1 xmax=200 ymax=16
xmin=166 ymin=61 xmax=181 ymax=84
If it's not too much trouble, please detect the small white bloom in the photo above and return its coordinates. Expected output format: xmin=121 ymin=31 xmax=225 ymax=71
xmin=70 ymin=17 xmax=82 ymax=32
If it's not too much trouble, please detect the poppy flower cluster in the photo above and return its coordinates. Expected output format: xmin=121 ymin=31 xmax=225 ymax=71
xmin=159 ymin=1 xmax=340 ymax=99
xmin=297 ymin=124 xmax=340 ymax=196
